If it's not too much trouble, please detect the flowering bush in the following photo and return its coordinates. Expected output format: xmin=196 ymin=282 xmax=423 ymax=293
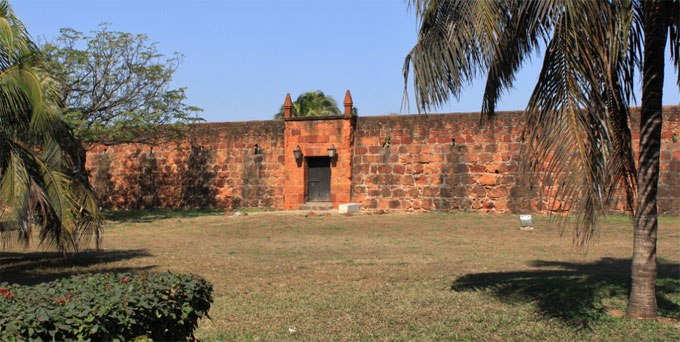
xmin=0 ymin=272 xmax=213 ymax=341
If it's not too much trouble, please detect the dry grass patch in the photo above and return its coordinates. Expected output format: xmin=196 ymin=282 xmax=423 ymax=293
xmin=2 ymin=210 xmax=679 ymax=341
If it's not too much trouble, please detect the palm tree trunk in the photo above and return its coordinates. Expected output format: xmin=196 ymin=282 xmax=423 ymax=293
xmin=626 ymin=0 xmax=667 ymax=320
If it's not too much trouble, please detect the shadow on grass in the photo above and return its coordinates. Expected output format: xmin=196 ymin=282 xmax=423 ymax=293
xmin=0 ymin=249 xmax=154 ymax=286
xmin=104 ymin=209 xmax=224 ymax=223
xmin=451 ymin=258 xmax=680 ymax=327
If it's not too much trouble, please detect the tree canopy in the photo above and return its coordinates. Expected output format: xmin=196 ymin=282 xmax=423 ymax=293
xmin=42 ymin=24 xmax=202 ymax=145
xmin=274 ymin=90 xmax=356 ymax=119
xmin=0 ymin=1 xmax=102 ymax=253
xmin=404 ymin=0 xmax=679 ymax=320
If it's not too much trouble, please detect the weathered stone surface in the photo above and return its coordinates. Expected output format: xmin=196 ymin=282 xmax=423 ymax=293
xmin=86 ymin=107 xmax=680 ymax=216
xmin=86 ymin=120 xmax=286 ymax=210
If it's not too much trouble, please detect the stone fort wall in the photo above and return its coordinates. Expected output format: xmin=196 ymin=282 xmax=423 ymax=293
xmin=86 ymin=120 xmax=286 ymax=210
xmin=85 ymin=106 xmax=680 ymax=215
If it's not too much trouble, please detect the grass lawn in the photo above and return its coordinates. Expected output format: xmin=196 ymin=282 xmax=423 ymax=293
xmin=2 ymin=210 xmax=679 ymax=341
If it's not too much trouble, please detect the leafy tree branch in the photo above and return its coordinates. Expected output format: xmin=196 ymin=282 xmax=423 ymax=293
xmin=42 ymin=23 xmax=202 ymax=146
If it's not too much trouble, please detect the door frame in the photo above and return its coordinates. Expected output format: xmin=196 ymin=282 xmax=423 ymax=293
xmin=305 ymin=156 xmax=331 ymax=202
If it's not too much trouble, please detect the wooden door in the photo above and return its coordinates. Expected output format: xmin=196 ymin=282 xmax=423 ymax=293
xmin=307 ymin=157 xmax=331 ymax=201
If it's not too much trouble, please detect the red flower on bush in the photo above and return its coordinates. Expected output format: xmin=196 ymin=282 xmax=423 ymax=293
xmin=4 ymin=292 xmax=14 ymax=299
xmin=0 ymin=289 xmax=7 ymax=293
xmin=122 ymin=278 xmax=128 ymax=283
xmin=58 ymin=298 xmax=64 ymax=303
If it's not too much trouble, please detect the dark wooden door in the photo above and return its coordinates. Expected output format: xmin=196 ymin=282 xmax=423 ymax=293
xmin=307 ymin=157 xmax=331 ymax=201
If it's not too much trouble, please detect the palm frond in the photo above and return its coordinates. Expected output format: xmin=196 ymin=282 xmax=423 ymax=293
xmin=0 ymin=145 xmax=32 ymax=246
xmin=274 ymin=90 xmax=342 ymax=118
xmin=481 ymin=0 xmax=558 ymax=117
xmin=669 ymin=0 xmax=680 ymax=89
xmin=523 ymin=0 xmax=636 ymax=245
xmin=403 ymin=1 xmax=558 ymax=114
xmin=404 ymin=0 xmax=480 ymax=112
xmin=0 ymin=0 xmax=102 ymax=254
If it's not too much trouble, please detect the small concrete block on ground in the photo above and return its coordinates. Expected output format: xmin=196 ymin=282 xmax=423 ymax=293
xmin=338 ymin=203 xmax=360 ymax=214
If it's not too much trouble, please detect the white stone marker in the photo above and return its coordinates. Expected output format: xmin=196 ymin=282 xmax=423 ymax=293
xmin=338 ymin=203 xmax=360 ymax=213
xmin=519 ymin=214 xmax=534 ymax=229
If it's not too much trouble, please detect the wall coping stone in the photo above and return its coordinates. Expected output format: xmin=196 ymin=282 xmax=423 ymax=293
xmin=284 ymin=115 xmax=356 ymax=122
xmin=189 ymin=120 xmax=284 ymax=129
xmin=356 ymin=105 xmax=679 ymax=123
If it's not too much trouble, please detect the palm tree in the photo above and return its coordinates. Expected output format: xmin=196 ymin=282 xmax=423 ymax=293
xmin=403 ymin=0 xmax=678 ymax=320
xmin=0 ymin=1 xmax=102 ymax=254
xmin=274 ymin=90 xmax=342 ymax=119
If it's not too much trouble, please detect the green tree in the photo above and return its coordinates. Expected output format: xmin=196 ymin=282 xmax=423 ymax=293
xmin=0 ymin=1 xmax=102 ymax=254
xmin=42 ymin=23 xmax=202 ymax=145
xmin=275 ymin=90 xmax=353 ymax=119
xmin=403 ymin=0 xmax=679 ymax=319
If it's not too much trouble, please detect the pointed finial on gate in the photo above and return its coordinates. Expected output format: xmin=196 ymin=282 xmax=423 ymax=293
xmin=343 ymin=90 xmax=353 ymax=116
xmin=283 ymin=93 xmax=293 ymax=118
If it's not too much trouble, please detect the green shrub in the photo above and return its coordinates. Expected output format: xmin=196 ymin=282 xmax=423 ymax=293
xmin=0 ymin=272 xmax=213 ymax=341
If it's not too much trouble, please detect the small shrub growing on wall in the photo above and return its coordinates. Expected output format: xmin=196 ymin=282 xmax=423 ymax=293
xmin=0 ymin=272 xmax=213 ymax=341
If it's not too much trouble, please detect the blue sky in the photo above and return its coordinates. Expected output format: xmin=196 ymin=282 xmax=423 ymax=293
xmin=13 ymin=0 xmax=680 ymax=123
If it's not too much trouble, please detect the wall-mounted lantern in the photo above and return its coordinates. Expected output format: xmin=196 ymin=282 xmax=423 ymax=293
xmin=293 ymin=145 xmax=303 ymax=160
xmin=327 ymin=144 xmax=337 ymax=159
xmin=254 ymin=144 xmax=260 ymax=155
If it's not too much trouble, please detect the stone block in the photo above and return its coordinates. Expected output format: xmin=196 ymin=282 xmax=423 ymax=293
xmin=338 ymin=203 xmax=360 ymax=213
